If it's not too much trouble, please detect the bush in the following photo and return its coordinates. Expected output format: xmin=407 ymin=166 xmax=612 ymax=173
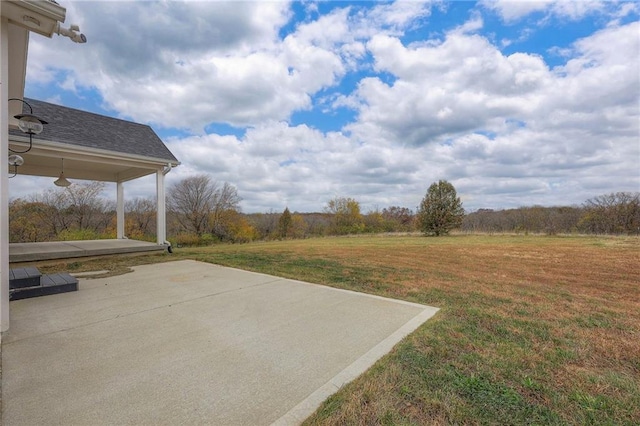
xmin=174 ymin=233 xmax=206 ymax=247
xmin=58 ymin=228 xmax=114 ymax=241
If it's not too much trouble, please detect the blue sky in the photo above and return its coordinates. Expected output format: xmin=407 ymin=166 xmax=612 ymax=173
xmin=15 ymin=0 xmax=640 ymax=213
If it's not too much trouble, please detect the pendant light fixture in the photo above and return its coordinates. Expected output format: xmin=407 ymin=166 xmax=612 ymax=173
xmin=54 ymin=158 xmax=71 ymax=187
xmin=9 ymin=98 xmax=47 ymax=154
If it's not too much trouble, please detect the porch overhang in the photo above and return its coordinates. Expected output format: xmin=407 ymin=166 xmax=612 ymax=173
xmin=1 ymin=0 xmax=66 ymax=38
xmin=9 ymin=135 xmax=179 ymax=182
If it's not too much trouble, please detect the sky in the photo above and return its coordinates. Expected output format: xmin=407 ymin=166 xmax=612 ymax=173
xmin=13 ymin=0 xmax=640 ymax=213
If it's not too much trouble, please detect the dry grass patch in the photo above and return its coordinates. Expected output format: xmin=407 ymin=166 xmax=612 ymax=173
xmin=27 ymin=234 xmax=640 ymax=424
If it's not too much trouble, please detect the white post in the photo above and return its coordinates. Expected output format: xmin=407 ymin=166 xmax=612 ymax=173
xmin=156 ymin=168 xmax=166 ymax=245
xmin=1 ymin=16 xmax=11 ymax=332
xmin=116 ymin=181 xmax=124 ymax=239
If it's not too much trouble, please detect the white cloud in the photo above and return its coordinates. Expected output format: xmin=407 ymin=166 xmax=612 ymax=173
xmin=452 ymin=12 xmax=484 ymax=34
xmin=348 ymin=31 xmax=550 ymax=146
xmin=18 ymin=1 xmax=639 ymax=213
xmin=481 ymin=0 xmax=552 ymax=22
xmin=28 ymin=2 xmax=304 ymax=130
xmin=548 ymin=21 xmax=639 ymax=111
xmin=27 ymin=1 xmax=433 ymax=133
xmin=161 ymin=120 xmax=432 ymax=213
xmin=342 ymin=20 xmax=639 ymax=209
xmin=482 ymin=0 xmax=605 ymax=23
xmin=607 ymin=2 xmax=640 ymax=26
xmin=365 ymin=0 xmax=432 ymax=30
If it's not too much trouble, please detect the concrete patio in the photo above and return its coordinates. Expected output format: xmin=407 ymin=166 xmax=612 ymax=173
xmin=2 ymin=260 xmax=438 ymax=425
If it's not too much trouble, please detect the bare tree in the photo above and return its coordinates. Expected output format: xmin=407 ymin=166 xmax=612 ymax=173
xmin=462 ymin=206 xmax=584 ymax=235
xmin=246 ymin=211 xmax=279 ymax=239
xmin=30 ymin=190 xmax=71 ymax=236
xmin=29 ymin=181 xmax=110 ymax=235
xmin=168 ymin=175 xmax=216 ymax=236
xmin=209 ymin=181 xmax=242 ymax=238
xmin=580 ymin=192 xmax=640 ymax=235
xmin=125 ymin=197 xmax=157 ymax=238
xmin=64 ymin=181 xmax=110 ymax=232
xmin=382 ymin=206 xmax=415 ymax=231
xmin=168 ymin=174 xmax=241 ymax=237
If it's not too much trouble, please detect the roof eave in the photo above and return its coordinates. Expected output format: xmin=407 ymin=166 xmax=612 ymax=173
xmin=3 ymin=0 xmax=66 ymax=37
xmin=10 ymin=134 xmax=181 ymax=167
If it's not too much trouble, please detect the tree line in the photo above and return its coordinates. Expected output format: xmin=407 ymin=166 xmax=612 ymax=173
xmin=8 ymin=175 xmax=639 ymax=245
xmin=462 ymin=192 xmax=639 ymax=235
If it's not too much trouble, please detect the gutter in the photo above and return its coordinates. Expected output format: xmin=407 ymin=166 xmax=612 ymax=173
xmin=9 ymin=134 xmax=180 ymax=167
xmin=15 ymin=0 xmax=66 ymax=23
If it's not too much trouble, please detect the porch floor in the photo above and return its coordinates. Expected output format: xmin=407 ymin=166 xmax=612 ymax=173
xmin=9 ymin=239 xmax=167 ymax=263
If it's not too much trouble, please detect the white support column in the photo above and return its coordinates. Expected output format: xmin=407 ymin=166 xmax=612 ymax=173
xmin=116 ymin=181 xmax=125 ymax=239
xmin=156 ymin=168 xmax=166 ymax=245
xmin=1 ymin=17 xmax=11 ymax=331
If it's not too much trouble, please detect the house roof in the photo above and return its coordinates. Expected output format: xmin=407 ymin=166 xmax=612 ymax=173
xmin=8 ymin=98 xmax=180 ymax=183
xmin=11 ymin=98 xmax=178 ymax=164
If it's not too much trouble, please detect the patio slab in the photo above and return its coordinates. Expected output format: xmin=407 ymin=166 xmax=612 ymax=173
xmin=2 ymin=260 xmax=438 ymax=425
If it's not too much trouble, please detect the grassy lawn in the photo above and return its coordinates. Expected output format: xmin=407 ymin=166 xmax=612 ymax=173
xmin=33 ymin=234 xmax=639 ymax=425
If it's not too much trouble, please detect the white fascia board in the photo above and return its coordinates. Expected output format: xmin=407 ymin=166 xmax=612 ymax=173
xmin=13 ymin=1 xmax=65 ymax=22
xmin=3 ymin=1 xmax=66 ymax=37
xmin=9 ymin=135 xmax=181 ymax=167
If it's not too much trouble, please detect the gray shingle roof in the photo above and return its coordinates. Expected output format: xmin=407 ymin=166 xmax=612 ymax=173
xmin=10 ymin=98 xmax=178 ymax=163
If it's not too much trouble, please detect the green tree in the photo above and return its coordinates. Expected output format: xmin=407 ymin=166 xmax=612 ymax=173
xmin=364 ymin=208 xmax=385 ymax=233
xmin=417 ymin=180 xmax=464 ymax=236
xmin=325 ymin=197 xmax=364 ymax=235
xmin=9 ymin=199 xmax=52 ymax=242
xmin=289 ymin=213 xmax=308 ymax=239
xmin=278 ymin=207 xmax=293 ymax=238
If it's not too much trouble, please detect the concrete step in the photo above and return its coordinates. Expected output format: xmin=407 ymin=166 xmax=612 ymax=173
xmin=9 ymin=267 xmax=42 ymax=289
xmin=10 ymin=273 xmax=78 ymax=301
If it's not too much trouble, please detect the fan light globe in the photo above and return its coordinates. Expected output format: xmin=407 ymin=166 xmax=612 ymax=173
xmin=8 ymin=154 xmax=24 ymax=167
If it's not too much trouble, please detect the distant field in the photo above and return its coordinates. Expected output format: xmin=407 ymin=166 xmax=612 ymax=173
xmin=40 ymin=234 xmax=640 ymax=425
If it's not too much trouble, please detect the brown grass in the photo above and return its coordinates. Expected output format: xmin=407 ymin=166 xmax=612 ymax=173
xmin=24 ymin=234 xmax=640 ymax=424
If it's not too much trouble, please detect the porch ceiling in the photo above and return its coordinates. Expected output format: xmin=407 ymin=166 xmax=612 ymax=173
xmin=9 ymin=136 xmax=171 ymax=182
